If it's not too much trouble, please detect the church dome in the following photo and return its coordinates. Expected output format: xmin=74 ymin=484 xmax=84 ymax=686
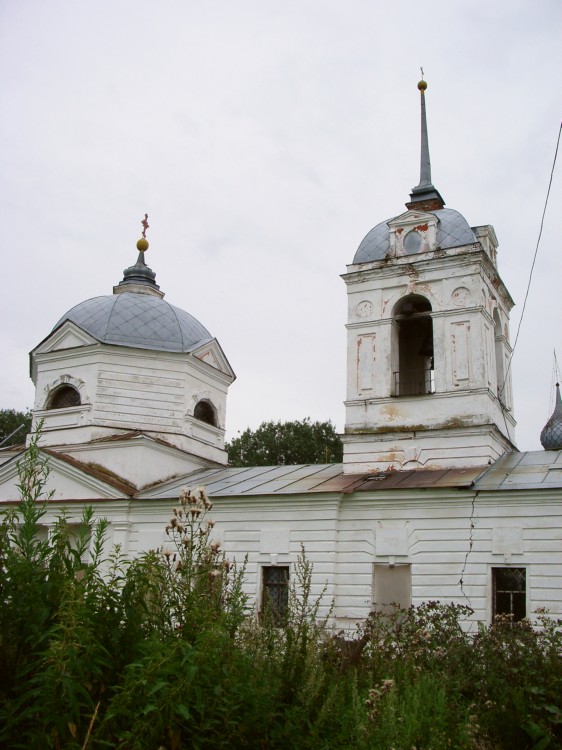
xmin=53 ymin=227 xmax=213 ymax=354
xmin=54 ymin=293 xmax=213 ymax=353
xmin=540 ymin=384 xmax=562 ymax=451
xmin=353 ymin=208 xmax=477 ymax=264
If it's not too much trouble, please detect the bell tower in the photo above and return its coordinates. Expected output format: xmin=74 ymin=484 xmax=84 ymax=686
xmin=342 ymin=79 xmax=516 ymax=472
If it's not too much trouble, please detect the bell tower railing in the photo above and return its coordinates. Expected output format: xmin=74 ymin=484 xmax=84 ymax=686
xmin=393 ymin=367 xmax=435 ymax=396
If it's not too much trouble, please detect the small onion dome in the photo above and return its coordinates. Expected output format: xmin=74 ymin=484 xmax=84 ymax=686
xmin=540 ymin=383 xmax=562 ymax=451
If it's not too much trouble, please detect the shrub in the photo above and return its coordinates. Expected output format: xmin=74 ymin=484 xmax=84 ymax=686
xmin=1 ymin=439 xmax=561 ymax=749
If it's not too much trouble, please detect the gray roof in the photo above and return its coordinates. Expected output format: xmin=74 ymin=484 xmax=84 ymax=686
xmin=475 ymin=450 xmax=562 ymax=491
xmin=140 ymin=451 xmax=562 ymax=499
xmin=54 ymin=292 xmax=213 ymax=353
xmin=353 ymin=208 xmax=477 ymax=264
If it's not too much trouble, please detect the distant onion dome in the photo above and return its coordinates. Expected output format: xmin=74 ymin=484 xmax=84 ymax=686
xmin=540 ymin=384 xmax=562 ymax=451
xmin=53 ymin=226 xmax=213 ymax=354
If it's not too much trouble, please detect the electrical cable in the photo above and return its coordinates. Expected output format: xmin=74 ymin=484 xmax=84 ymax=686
xmin=498 ymin=122 xmax=562 ymax=401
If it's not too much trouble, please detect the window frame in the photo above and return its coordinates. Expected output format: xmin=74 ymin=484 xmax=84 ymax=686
xmin=261 ymin=565 xmax=290 ymax=626
xmin=47 ymin=384 xmax=81 ymax=410
xmin=491 ymin=566 xmax=527 ymax=623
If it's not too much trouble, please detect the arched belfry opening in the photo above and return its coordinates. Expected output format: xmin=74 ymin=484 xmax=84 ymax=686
xmin=194 ymin=400 xmax=218 ymax=427
xmin=47 ymin=385 xmax=81 ymax=410
xmin=493 ymin=309 xmax=505 ymax=401
xmin=392 ymin=294 xmax=434 ymax=396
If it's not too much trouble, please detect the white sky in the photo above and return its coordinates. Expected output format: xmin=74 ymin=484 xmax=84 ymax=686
xmin=1 ymin=0 xmax=560 ymax=451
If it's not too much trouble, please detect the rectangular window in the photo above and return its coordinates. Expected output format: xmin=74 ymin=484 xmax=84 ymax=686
xmin=492 ymin=567 xmax=526 ymax=622
xmin=261 ymin=566 xmax=289 ymax=625
xmin=372 ymin=564 xmax=411 ymax=615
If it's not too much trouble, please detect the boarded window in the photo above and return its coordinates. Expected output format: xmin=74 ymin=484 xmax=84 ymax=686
xmin=372 ymin=564 xmax=411 ymax=615
xmin=261 ymin=566 xmax=289 ymax=625
xmin=492 ymin=567 xmax=526 ymax=622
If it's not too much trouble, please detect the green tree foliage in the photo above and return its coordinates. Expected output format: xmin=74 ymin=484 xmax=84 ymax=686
xmin=0 ymin=409 xmax=32 ymax=448
xmin=226 ymin=418 xmax=343 ymax=467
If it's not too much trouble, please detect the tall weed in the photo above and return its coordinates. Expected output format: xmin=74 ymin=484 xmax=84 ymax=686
xmin=0 ymin=440 xmax=561 ymax=748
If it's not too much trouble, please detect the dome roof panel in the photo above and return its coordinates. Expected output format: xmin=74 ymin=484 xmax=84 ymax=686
xmin=433 ymin=208 xmax=477 ymax=248
xmin=352 ymin=208 xmax=477 ymax=264
xmin=353 ymin=221 xmax=390 ymax=263
xmin=54 ymin=293 xmax=212 ymax=353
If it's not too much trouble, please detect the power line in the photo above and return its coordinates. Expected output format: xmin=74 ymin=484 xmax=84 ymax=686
xmin=499 ymin=122 xmax=562 ymax=402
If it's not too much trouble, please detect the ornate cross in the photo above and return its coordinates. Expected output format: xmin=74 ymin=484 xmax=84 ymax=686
xmin=141 ymin=213 xmax=149 ymax=239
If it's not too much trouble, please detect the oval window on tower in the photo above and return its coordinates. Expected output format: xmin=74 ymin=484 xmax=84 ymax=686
xmin=404 ymin=230 xmax=422 ymax=255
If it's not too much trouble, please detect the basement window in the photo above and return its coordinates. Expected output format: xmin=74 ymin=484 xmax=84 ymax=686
xmin=492 ymin=567 xmax=526 ymax=623
xmin=48 ymin=385 xmax=81 ymax=409
xmin=261 ymin=565 xmax=289 ymax=625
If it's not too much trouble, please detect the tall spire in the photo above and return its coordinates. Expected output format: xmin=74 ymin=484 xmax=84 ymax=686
xmin=406 ymin=76 xmax=445 ymax=212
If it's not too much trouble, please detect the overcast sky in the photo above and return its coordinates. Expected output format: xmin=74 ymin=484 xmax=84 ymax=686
xmin=1 ymin=1 xmax=561 ymax=451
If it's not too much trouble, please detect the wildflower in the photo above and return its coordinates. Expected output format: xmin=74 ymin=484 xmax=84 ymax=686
xmin=190 ymin=507 xmax=201 ymax=517
xmin=210 ymin=542 xmax=221 ymax=554
xmin=207 ymin=519 xmax=215 ymax=529
xmin=223 ymin=559 xmax=231 ymax=572
xmin=209 ymin=569 xmax=221 ymax=579
xmin=170 ymin=517 xmax=177 ymax=528
xmin=162 ymin=548 xmax=172 ymax=558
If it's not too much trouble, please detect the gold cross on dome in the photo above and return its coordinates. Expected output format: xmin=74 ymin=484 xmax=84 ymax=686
xmin=141 ymin=214 xmax=149 ymax=239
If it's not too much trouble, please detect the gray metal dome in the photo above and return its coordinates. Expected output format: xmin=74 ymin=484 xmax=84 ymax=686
xmin=540 ymin=384 xmax=562 ymax=451
xmin=353 ymin=208 xmax=477 ymax=264
xmin=54 ymin=292 xmax=213 ymax=353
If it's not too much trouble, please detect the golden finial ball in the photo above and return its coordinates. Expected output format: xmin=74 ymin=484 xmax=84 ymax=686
xmin=418 ymin=79 xmax=427 ymax=91
xmin=136 ymin=238 xmax=149 ymax=252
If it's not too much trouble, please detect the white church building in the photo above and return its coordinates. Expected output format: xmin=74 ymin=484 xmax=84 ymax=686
xmin=1 ymin=81 xmax=561 ymax=630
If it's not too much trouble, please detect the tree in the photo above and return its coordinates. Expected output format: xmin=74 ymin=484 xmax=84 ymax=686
xmin=0 ymin=409 xmax=32 ymax=448
xmin=226 ymin=418 xmax=343 ymax=467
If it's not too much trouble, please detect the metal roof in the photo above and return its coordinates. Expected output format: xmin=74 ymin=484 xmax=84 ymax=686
xmin=54 ymin=292 xmax=213 ymax=353
xmin=353 ymin=208 xmax=477 ymax=264
xmin=141 ymin=450 xmax=562 ymax=499
xmin=142 ymin=463 xmax=484 ymax=499
xmin=473 ymin=450 xmax=562 ymax=491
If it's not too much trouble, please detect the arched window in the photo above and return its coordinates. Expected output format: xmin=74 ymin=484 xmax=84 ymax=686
xmin=392 ymin=294 xmax=434 ymax=396
xmin=493 ymin=309 xmax=505 ymax=402
xmin=194 ymin=400 xmax=217 ymax=427
xmin=48 ymin=385 xmax=81 ymax=409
